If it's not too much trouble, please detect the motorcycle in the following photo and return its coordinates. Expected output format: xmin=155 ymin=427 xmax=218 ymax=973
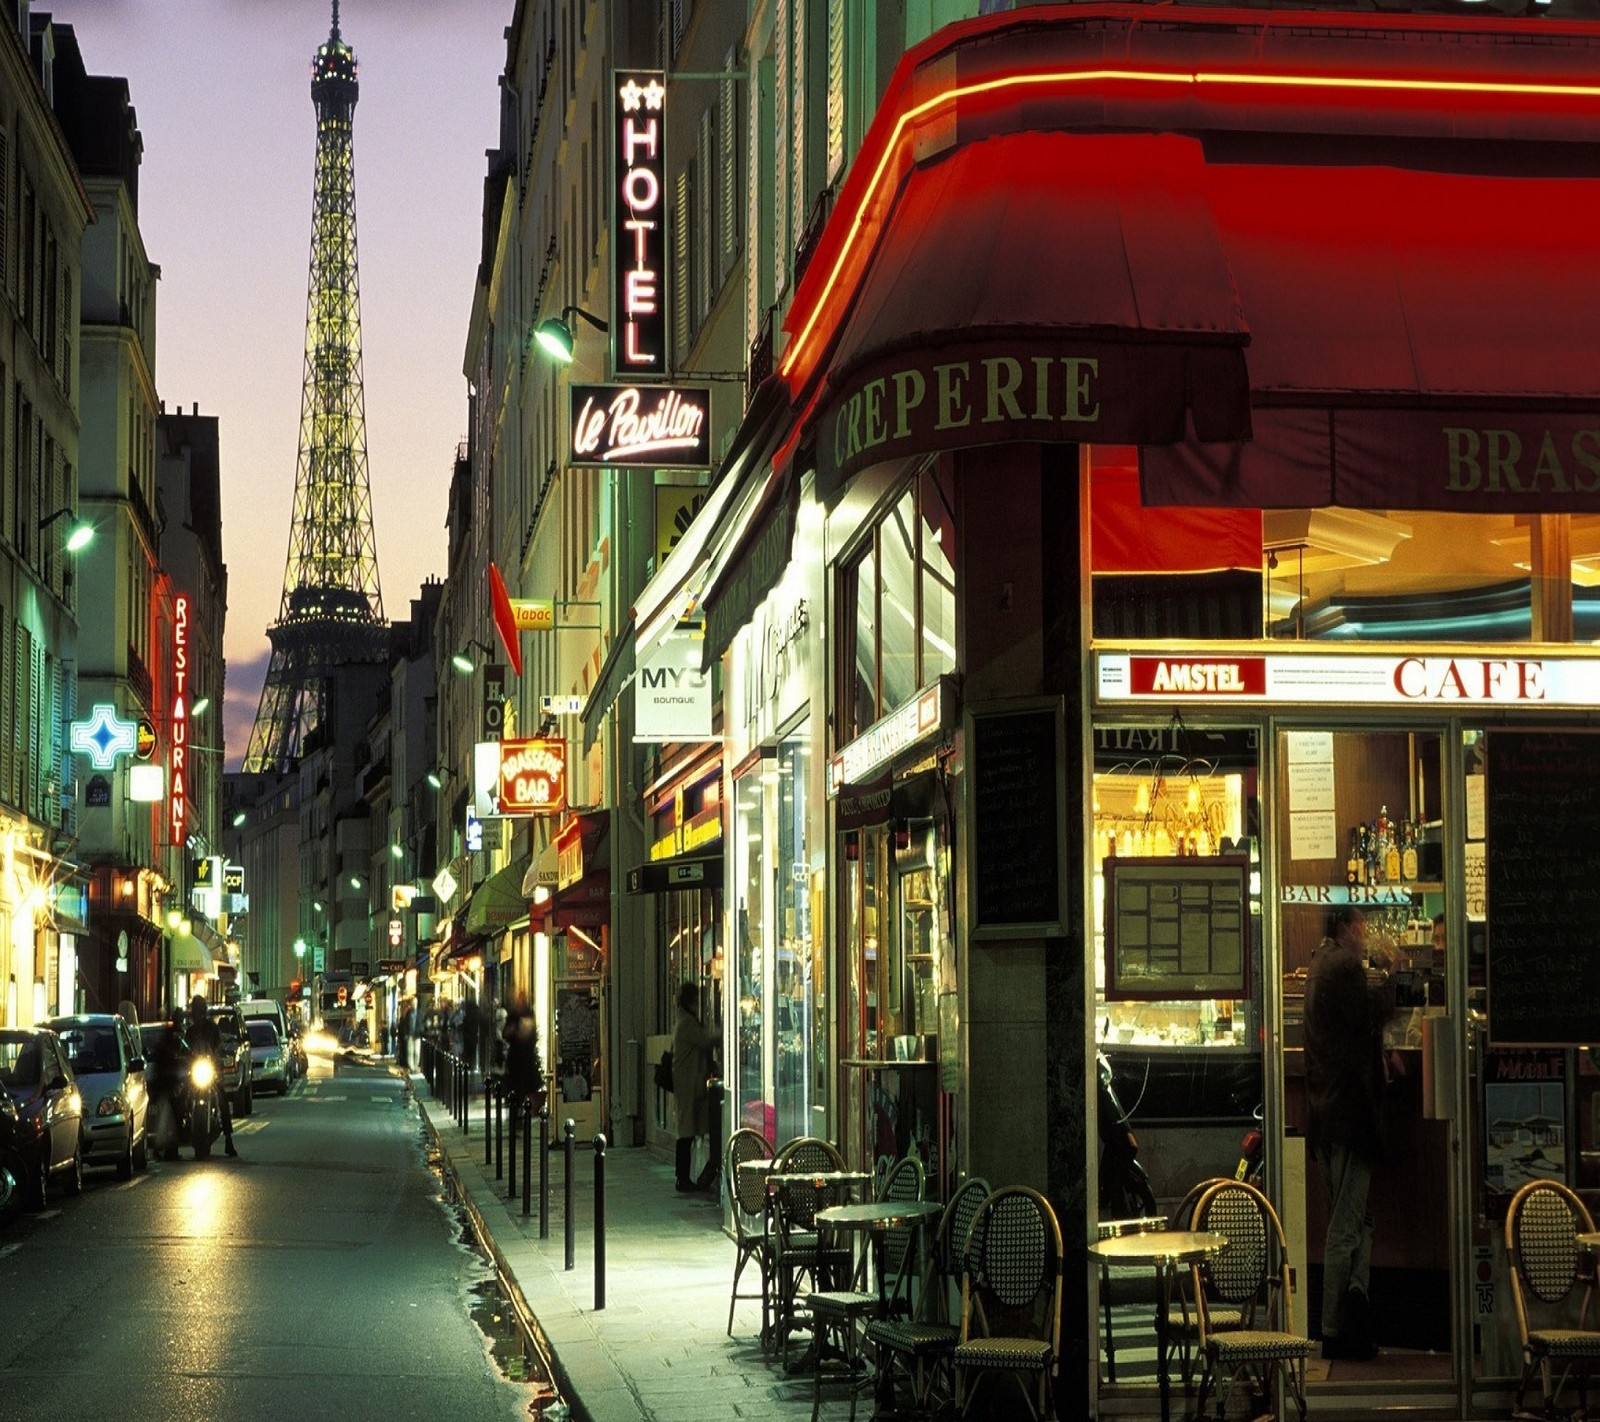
xmin=1235 ymin=1102 xmax=1265 ymax=1184
xmin=160 ymin=1052 xmax=221 ymax=1160
xmin=1097 ymin=1050 xmax=1159 ymax=1220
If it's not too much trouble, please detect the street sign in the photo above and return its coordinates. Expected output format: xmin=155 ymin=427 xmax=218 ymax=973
xmin=224 ymin=863 xmax=244 ymax=893
xmin=351 ymin=961 xmax=369 ymax=978
xmin=378 ymin=958 xmax=407 ymax=975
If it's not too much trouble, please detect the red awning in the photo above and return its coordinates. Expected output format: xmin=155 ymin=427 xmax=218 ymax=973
xmin=1090 ymin=448 xmax=1262 ymax=574
xmin=1141 ymin=162 xmax=1600 ymax=512
xmin=810 ymin=131 xmax=1252 ymax=495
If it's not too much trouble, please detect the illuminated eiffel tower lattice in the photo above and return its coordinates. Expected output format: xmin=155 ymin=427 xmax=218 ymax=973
xmin=245 ymin=0 xmax=387 ymax=774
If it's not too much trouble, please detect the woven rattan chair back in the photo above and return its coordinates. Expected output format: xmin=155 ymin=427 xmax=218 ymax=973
xmin=773 ymin=1135 xmax=847 ymax=1232
xmin=1511 ymin=1180 xmax=1592 ymax=1305
xmin=962 ymin=1186 xmax=1064 ymax=1350
xmin=1192 ymin=1178 xmax=1293 ymax=1334
xmin=728 ymin=1127 xmax=773 ymax=1233
xmin=877 ymin=1156 xmax=927 ymax=1282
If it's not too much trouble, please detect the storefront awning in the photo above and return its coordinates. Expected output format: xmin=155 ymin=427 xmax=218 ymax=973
xmin=699 ymin=466 xmax=800 ymax=671
xmin=543 ymin=812 xmax=611 ymax=931
xmin=805 ymin=130 xmax=1252 ymax=499
xmin=1139 ymin=162 xmax=1600 ymax=513
xmin=168 ymin=932 xmax=214 ymax=974
xmin=581 ymin=620 xmax=636 ymax=755
xmin=463 ymin=855 xmax=532 ymax=940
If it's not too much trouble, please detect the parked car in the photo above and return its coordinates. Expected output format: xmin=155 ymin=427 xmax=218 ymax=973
xmin=45 ymin=1014 xmax=149 ymax=1179
xmin=0 ymin=1027 xmax=83 ymax=1208
xmin=245 ymin=1020 xmax=288 ymax=1095
xmin=205 ymin=1005 xmax=253 ymax=1117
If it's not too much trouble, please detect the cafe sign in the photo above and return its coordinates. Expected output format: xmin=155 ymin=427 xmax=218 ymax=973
xmin=1096 ymin=652 xmax=1600 ymax=707
xmin=570 ymin=383 xmax=710 ymax=468
xmin=613 ymin=70 xmax=666 ymax=378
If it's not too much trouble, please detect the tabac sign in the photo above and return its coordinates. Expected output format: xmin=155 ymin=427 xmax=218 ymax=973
xmin=613 ymin=71 xmax=666 ymax=378
xmin=570 ymin=384 xmax=710 ymax=468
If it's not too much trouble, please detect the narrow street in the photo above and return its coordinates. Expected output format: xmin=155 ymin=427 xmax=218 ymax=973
xmin=0 ymin=1053 xmax=545 ymax=1422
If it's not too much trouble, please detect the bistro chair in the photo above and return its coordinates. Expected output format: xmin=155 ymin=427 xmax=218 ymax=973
xmin=952 ymin=1185 xmax=1064 ymax=1421
xmin=1161 ymin=1177 xmax=1241 ymax=1392
xmin=726 ymin=1127 xmax=774 ymax=1338
xmin=1505 ymin=1178 xmax=1600 ymax=1418
xmin=770 ymin=1135 xmax=853 ymax=1365
xmin=1188 ymin=1178 xmax=1311 ymax=1422
xmin=866 ymin=1175 xmax=991 ymax=1416
xmin=808 ymin=1155 xmax=926 ymax=1422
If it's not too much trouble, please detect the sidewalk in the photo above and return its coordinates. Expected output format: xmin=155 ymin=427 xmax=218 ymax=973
xmin=408 ymin=1067 xmax=825 ymax=1422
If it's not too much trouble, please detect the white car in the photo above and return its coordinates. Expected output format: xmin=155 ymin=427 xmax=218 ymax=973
xmin=45 ymin=1014 xmax=148 ymax=1179
xmin=245 ymin=1019 xmax=288 ymax=1095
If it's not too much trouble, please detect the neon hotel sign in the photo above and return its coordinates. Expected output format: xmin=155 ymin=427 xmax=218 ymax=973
xmin=613 ymin=71 xmax=666 ymax=379
xmin=170 ymin=593 xmax=190 ymax=848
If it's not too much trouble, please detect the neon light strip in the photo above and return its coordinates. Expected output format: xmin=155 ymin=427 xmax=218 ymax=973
xmin=778 ymin=63 xmax=1600 ymax=387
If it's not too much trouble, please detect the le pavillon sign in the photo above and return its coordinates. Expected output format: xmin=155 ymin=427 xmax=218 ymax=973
xmin=569 ymin=384 xmax=710 ymax=468
xmin=613 ymin=71 xmax=666 ymax=379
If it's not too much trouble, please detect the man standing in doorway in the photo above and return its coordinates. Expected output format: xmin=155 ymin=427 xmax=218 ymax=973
xmin=1305 ymin=906 xmax=1395 ymax=1360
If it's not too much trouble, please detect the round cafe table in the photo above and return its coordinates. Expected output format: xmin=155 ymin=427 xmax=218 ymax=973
xmin=1088 ymin=1228 xmax=1227 ymax=1422
xmin=817 ymin=1199 xmax=944 ymax=1412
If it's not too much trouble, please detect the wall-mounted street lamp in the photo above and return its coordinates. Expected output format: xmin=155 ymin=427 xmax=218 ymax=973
xmin=231 ymin=811 xmax=247 ymax=828
xmin=349 ymin=875 xmax=362 ymax=891
xmin=533 ymin=305 xmax=608 ymax=364
xmin=450 ymin=638 xmax=496 ymax=676
xmin=39 ymin=506 xmax=94 ymax=553
xmin=190 ymin=696 xmax=211 ymax=717
xmin=389 ymin=843 xmax=404 ymax=861
xmin=426 ymin=767 xmax=453 ymax=791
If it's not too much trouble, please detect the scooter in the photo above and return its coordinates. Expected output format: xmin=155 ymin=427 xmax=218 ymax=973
xmin=1097 ymin=1051 xmax=1159 ymax=1220
xmin=1235 ymin=1102 xmax=1265 ymax=1184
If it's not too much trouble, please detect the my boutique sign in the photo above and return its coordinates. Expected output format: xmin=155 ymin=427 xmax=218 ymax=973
xmin=569 ymin=384 xmax=710 ymax=468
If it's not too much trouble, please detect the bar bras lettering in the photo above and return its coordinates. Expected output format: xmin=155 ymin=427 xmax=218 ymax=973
xmin=1443 ymin=427 xmax=1600 ymax=495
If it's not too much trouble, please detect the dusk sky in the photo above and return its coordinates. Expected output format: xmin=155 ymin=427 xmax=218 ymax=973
xmin=46 ymin=0 xmax=512 ymax=767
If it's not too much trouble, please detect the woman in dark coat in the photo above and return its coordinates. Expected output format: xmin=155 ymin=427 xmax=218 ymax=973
xmin=672 ymin=982 xmax=718 ymax=1192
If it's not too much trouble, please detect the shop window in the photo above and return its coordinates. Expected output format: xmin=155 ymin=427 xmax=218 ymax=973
xmin=843 ymin=464 xmax=958 ymax=743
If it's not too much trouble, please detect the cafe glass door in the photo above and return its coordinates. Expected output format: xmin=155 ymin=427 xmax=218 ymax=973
xmin=1272 ymin=724 xmax=1458 ymax=1404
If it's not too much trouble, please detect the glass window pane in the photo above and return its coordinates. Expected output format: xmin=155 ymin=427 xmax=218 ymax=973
xmin=880 ymin=490 xmax=918 ymax=712
xmin=774 ymin=731 xmax=815 ymax=1144
xmin=851 ymin=546 xmax=878 ymax=736
xmin=920 ymin=466 xmax=956 ymax=683
xmin=733 ymin=770 xmax=767 ymax=1140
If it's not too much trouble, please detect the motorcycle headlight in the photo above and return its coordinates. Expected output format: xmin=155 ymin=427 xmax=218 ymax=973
xmin=190 ymin=1058 xmax=216 ymax=1090
xmin=96 ymin=1092 xmax=128 ymax=1118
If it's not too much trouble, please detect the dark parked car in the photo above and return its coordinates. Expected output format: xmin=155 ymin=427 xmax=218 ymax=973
xmin=0 ymin=1027 xmax=84 ymax=1211
xmin=46 ymin=1013 xmax=149 ymax=1179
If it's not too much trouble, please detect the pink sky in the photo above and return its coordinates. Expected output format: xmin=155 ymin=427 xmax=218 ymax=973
xmin=45 ymin=0 xmax=510 ymax=766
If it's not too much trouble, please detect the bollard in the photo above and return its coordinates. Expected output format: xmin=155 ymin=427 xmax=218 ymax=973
xmin=507 ymin=1089 xmax=519 ymax=1198
xmin=564 ymin=1118 xmax=576 ymax=1271
xmin=538 ymin=1106 xmax=550 ymax=1239
xmin=494 ymin=1081 xmax=504 ymax=1180
xmin=521 ymin=1097 xmax=532 ymax=1218
xmin=594 ymin=1134 xmax=607 ymax=1310
xmin=706 ymin=1077 xmax=725 ymax=1201
xmin=484 ymin=1078 xmax=492 ymax=1165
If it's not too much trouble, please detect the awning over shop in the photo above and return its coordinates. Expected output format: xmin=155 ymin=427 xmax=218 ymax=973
xmin=699 ymin=466 xmax=800 ymax=670
xmin=168 ymin=932 xmax=213 ymax=974
xmin=521 ymin=840 xmax=559 ymax=899
xmin=581 ymin=620 xmax=636 ymax=755
xmin=543 ymin=812 xmax=611 ymax=931
xmin=804 ymin=130 xmax=1251 ymax=499
xmin=1140 ymin=161 xmax=1600 ymax=514
xmin=1091 ymin=448 xmax=1262 ymax=574
xmin=463 ymin=854 xmax=532 ymax=940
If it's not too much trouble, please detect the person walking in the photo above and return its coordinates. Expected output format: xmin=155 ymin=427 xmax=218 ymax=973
xmin=672 ymin=982 xmax=719 ymax=1193
xmin=462 ymin=992 xmax=481 ymax=1085
xmin=1305 ymin=906 xmax=1396 ymax=1360
xmin=395 ymin=998 xmax=411 ymax=1073
xmin=502 ymin=992 xmax=544 ymax=1117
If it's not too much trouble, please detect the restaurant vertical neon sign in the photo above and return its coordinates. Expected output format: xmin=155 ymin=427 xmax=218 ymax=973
xmin=613 ymin=71 xmax=667 ymax=378
xmin=170 ymin=593 xmax=189 ymax=848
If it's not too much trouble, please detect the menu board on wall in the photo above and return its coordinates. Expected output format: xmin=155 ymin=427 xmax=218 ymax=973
xmin=1105 ymin=856 xmax=1250 ymax=1001
xmin=1486 ymin=730 xmax=1600 ymax=1045
xmin=967 ymin=700 xmax=1067 ymax=939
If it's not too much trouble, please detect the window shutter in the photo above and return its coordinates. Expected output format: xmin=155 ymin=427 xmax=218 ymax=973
xmin=59 ymin=268 xmax=70 ymax=397
xmin=0 ymin=614 xmax=9 ymax=806
xmin=697 ymin=109 xmax=714 ymax=321
xmin=790 ymin=0 xmax=806 ymax=264
xmin=674 ymin=165 xmax=691 ymax=362
xmin=29 ymin=637 xmax=41 ymax=818
xmin=0 ymin=130 xmax=9 ymax=296
xmin=773 ymin=0 xmax=789 ymax=298
xmin=719 ymin=52 xmax=739 ymax=282
xmin=50 ymin=657 xmax=63 ymax=829
xmin=826 ymin=0 xmax=845 ymax=180
xmin=745 ymin=52 xmax=761 ymax=339
xmin=15 ymin=624 xmax=30 ymax=811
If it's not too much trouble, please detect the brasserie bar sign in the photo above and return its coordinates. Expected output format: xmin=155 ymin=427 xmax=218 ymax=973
xmin=569 ymin=383 xmax=711 ymax=468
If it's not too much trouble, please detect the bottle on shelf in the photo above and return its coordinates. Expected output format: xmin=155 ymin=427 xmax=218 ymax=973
xmin=1358 ymin=822 xmax=1373 ymax=886
xmin=1401 ymin=820 xmax=1419 ymax=882
xmin=1384 ymin=807 xmax=1402 ymax=884
xmin=1346 ymin=828 xmax=1361 ymax=888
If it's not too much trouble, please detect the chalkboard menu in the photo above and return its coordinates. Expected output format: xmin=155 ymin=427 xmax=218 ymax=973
xmin=1486 ymin=730 xmax=1600 ymax=1045
xmin=968 ymin=701 xmax=1066 ymax=938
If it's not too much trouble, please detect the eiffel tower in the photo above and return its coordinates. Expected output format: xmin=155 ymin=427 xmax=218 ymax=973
xmin=244 ymin=0 xmax=387 ymax=774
